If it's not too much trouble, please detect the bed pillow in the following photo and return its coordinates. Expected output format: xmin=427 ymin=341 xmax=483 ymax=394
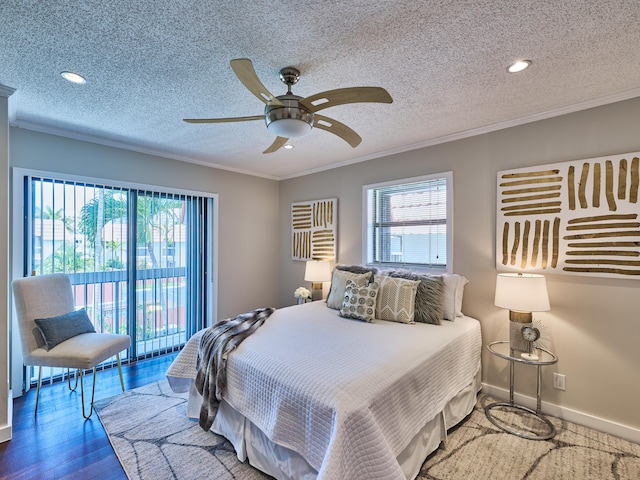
xmin=374 ymin=275 xmax=420 ymax=324
xmin=326 ymin=270 xmax=372 ymax=309
xmin=385 ymin=270 xmax=445 ymax=325
xmin=334 ymin=264 xmax=379 ymax=276
xmin=430 ymin=274 xmax=468 ymax=320
xmin=34 ymin=308 xmax=96 ymax=351
xmin=339 ymin=279 xmax=379 ymax=322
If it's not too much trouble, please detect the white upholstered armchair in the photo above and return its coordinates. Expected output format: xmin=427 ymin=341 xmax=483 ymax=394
xmin=12 ymin=273 xmax=130 ymax=418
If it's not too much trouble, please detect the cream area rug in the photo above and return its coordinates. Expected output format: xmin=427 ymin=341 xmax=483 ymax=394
xmin=95 ymin=380 xmax=640 ymax=480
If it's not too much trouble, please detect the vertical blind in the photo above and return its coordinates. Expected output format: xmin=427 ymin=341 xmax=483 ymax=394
xmin=25 ymin=175 xmax=213 ymax=385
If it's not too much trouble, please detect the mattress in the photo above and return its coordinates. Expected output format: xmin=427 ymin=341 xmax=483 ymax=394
xmin=167 ymin=301 xmax=482 ymax=480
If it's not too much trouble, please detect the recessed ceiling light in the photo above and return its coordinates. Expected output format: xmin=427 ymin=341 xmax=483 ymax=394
xmin=61 ymin=71 xmax=87 ymax=84
xmin=507 ymin=60 xmax=532 ymax=74
xmin=283 ymin=144 xmax=294 ymax=150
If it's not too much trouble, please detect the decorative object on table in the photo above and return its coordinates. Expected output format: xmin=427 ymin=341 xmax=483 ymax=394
xmin=496 ymin=150 xmax=640 ymax=279
xmin=494 ymin=272 xmax=550 ymax=353
xmin=291 ymin=198 xmax=337 ymax=261
xmin=531 ymin=318 xmax=550 ymax=351
xmin=520 ymin=325 xmax=541 ymax=360
xmin=304 ymin=260 xmax=332 ymax=301
xmin=294 ymin=286 xmax=311 ymax=305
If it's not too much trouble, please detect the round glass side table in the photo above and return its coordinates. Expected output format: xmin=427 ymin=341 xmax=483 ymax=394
xmin=485 ymin=340 xmax=558 ymax=440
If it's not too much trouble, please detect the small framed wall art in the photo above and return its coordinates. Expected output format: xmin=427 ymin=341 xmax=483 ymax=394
xmin=291 ymin=198 xmax=337 ymax=261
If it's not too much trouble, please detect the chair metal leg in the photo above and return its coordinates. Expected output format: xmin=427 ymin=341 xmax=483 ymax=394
xmin=79 ymin=367 xmax=98 ymax=419
xmin=34 ymin=366 xmax=43 ymax=415
xmin=116 ymin=353 xmax=125 ymax=392
xmin=67 ymin=368 xmax=79 ymax=392
xmin=34 ymin=356 xmax=125 ymax=419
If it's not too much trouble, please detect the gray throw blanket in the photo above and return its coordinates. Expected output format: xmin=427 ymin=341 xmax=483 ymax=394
xmin=195 ymin=307 xmax=275 ymax=431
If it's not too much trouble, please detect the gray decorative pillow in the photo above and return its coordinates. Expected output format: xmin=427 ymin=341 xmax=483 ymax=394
xmin=334 ymin=264 xmax=379 ymax=276
xmin=326 ymin=270 xmax=373 ymax=309
xmin=386 ymin=270 xmax=445 ymax=325
xmin=35 ymin=308 xmax=96 ymax=351
xmin=339 ymin=279 xmax=379 ymax=322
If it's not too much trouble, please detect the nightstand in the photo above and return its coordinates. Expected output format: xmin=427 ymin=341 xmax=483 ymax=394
xmin=485 ymin=340 xmax=558 ymax=440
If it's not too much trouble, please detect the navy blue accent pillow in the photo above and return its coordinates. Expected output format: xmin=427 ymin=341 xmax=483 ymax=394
xmin=35 ymin=308 xmax=96 ymax=351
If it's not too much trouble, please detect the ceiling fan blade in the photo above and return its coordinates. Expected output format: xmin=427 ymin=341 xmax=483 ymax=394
xmin=230 ymin=58 xmax=284 ymax=106
xmin=183 ymin=115 xmax=264 ymax=124
xmin=313 ymin=114 xmax=362 ymax=148
xmin=300 ymin=87 xmax=392 ymax=113
xmin=263 ymin=136 xmax=289 ymax=154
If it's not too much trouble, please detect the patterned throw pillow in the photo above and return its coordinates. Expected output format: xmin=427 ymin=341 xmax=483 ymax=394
xmin=375 ymin=275 xmax=420 ymax=324
xmin=339 ymin=279 xmax=380 ymax=322
xmin=386 ymin=270 xmax=445 ymax=325
xmin=326 ymin=270 xmax=373 ymax=309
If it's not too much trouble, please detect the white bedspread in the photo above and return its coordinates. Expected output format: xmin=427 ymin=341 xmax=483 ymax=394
xmin=167 ymin=301 xmax=481 ymax=480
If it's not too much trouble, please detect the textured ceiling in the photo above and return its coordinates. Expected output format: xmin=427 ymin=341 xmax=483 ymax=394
xmin=1 ymin=1 xmax=640 ymax=179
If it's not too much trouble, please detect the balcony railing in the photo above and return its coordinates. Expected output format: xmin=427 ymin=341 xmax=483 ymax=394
xmin=29 ymin=268 xmax=188 ymax=386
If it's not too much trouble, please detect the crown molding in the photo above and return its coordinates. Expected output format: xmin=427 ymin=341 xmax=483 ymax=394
xmin=278 ymin=87 xmax=640 ymax=180
xmin=0 ymin=85 xmax=16 ymax=98
xmin=10 ymin=119 xmax=279 ymax=181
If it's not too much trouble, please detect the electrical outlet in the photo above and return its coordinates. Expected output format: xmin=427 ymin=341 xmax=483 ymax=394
xmin=553 ymin=373 xmax=566 ymax=391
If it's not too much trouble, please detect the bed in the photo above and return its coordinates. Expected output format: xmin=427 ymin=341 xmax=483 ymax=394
xmin=167 ymin=270 xmax=482 ymax=480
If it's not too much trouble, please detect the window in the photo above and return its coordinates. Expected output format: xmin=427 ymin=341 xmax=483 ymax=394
xmin=364 ymin=172 xmax=452 ymax=271
xmin=14 ymin=171 xmax=216 ymax=387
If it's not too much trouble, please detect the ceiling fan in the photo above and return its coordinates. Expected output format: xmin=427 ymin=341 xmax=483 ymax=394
xmin=184 ymin=58 xmax=393 ymax=154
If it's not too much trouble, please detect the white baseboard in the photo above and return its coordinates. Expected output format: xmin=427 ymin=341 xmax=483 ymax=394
xmin=0 ymin=424 xmax=11 ymax=443
xmin=481 ymin=383 xmax=640 ymax=445
xmin=0 ymin=388 xmax=12 ymax=443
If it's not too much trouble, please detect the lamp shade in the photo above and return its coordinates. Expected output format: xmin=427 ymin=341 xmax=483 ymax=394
xmin=304 ymin=260 xmax=332 ymax=282
xmin=494 ymin=273 xmax=550 ymax=312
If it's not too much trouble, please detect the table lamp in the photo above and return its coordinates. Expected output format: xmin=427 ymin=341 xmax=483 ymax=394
xmin=494 ymin=273 xmax=550 ymax=354
xmin=304 ymin=260 xmax=332 ymax=301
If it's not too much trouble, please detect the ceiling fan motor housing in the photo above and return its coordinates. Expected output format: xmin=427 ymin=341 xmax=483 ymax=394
xmin=265 ymin=94 xmax=314 ymax=137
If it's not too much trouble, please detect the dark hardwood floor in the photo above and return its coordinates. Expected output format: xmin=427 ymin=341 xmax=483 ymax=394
xmin=0 ymin=353 xmax=177 ymax=480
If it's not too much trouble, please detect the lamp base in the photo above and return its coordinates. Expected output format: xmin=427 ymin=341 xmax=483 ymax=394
xmin=311 ymin=282 xmax=323 ymax=301
xmin=509 ymin=310 xmax=532 ymax=353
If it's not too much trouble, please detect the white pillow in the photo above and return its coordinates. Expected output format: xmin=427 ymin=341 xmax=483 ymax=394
xmin=374 ymin=275 xmax=420 ymax=324
xmin=326 ymin=270 xmax=372 ymax=309
xmin=435 ymin=274 xmax=468 ymax=320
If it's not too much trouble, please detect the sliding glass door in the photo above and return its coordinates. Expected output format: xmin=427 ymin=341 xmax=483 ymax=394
xmin=24 ymin=175 xmax=213 ymax=384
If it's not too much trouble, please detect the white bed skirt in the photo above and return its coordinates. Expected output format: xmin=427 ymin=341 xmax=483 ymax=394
xmin=185 ymin=369 xmax=482 ymax=480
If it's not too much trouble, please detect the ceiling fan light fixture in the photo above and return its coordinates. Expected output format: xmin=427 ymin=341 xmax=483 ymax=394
xmin=265 ymin=101 xmax=314 ymax=138
xmin=267 ymin=118 xmax=312 ymax=137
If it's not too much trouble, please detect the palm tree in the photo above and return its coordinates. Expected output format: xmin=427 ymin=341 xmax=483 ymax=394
xmin=41 ymin=205 xmax=75 ymax=233
xmin=78 ymin=190 xmax=183 ymax=338
xmin=78 ymin=190 xmax=181 ymax=269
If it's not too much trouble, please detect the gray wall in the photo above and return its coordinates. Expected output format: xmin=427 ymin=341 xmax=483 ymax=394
xmin=278 ymin=97 xmax=640 ymax=436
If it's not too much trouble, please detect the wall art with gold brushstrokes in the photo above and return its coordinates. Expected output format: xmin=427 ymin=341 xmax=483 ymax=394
xmin=497 ymin=151 xmax=640 ymax=279
xmin=291 ymin=198 xmax=337 ymax=261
